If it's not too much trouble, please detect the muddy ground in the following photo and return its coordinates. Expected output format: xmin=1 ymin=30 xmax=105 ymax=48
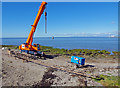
xmin=1 ymin=48 xmax=119 ymax=87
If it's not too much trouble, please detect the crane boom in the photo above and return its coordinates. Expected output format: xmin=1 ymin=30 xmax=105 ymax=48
xmin=19 ymin=1 xmax=47 ymax=56
xmin=26 ymin=1 xmax=47 ymax=45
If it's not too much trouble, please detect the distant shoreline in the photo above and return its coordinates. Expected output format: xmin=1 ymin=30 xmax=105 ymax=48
xmin=0 ymin=36 xmax=119 ymax=39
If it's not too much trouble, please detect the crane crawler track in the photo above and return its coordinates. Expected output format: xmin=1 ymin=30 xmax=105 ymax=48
xmin=7 ymin=50 xmax=97 ymax=79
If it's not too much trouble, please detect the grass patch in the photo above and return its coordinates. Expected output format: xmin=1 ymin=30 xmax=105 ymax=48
xmin=40 ymin=46 xmax=118 ymax=59
xmin=93 ymin=74 xmax=120 ymax=87
xmin=0 ymin=45 xmax=18 ymax=49
xmin=1 ymin=45 xmax=15 ymax=47
xmin=1 ymin=45 xmax=119 ymax=58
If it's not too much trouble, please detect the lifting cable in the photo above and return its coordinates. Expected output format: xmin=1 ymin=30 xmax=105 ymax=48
xmin=44 ymin=6 xmax=47 ymax=33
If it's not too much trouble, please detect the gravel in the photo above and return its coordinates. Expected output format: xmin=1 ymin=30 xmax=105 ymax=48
xmin=1 ymin=49 xmax=119 ymax=86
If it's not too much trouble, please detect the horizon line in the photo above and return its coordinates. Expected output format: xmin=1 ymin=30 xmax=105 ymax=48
xmin=0 ymin=36 xmax=118 ymax=38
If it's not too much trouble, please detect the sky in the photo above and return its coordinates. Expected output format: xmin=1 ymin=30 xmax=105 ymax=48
xmin=2 ymin=2 xmax=118 ymax=38
xmin=1 ymin=0 xmax=120 ymax=2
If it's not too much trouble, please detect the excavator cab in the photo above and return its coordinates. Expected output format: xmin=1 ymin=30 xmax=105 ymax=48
xmin=33 ymin=44 xmax=40 ymax=50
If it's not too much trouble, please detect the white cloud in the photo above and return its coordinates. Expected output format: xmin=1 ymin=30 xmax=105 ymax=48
xmin=53 ymin=31 xmax=118 ymax=37
xmin=111 ymin=21 xmax=115 ymax=24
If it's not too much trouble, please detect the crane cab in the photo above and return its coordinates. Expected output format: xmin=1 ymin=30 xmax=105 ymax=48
xmin=33 ymin=44 xmax=40 ymax=51
xmin=19 ymin=43 xmax=29 ymax=50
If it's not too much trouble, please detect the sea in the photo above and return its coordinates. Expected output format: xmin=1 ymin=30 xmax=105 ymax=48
xmin=0 ymin=37 xmax=118 ymax=52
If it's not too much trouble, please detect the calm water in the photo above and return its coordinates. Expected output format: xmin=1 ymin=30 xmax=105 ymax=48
xmin=0 ymin=37 xmax=118 ymax=52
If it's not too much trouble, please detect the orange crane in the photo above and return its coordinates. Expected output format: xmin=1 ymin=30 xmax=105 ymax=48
xmin=19 ymin=1 xmax=47 ymax=56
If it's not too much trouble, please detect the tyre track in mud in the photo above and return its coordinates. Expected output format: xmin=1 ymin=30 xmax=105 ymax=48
xmin=6 ymin=50 xmax=97 ymax=80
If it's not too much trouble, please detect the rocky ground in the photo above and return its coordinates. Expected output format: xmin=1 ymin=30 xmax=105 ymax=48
xmin=1 ymin=48 xmax=119 ymax=87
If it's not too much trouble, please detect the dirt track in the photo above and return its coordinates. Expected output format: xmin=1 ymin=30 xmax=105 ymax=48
xmin=1 ymin=49 xmax=118 ymax=86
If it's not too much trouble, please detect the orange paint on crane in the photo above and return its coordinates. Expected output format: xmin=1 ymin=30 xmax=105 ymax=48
xmin=26 ymin=1 xmax=47 ymax=45
xmin=19 ymin=1 xmax=47 ymax=53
